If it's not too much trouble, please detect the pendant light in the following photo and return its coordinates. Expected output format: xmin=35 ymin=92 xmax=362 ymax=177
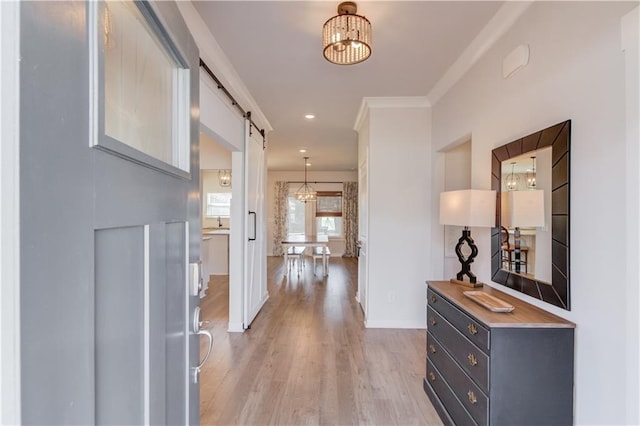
xmin=322 ymin=2 xmax=372 ymax=65
xmin=526 ymin=157 xmax=537 ymax=189
xmin=295 ymin=157 xmax=317 ymax=203
xmin=218 ymin=169 xmax=231 ymax=187
xmin=506 ymin=162 xmax=518 ymax=191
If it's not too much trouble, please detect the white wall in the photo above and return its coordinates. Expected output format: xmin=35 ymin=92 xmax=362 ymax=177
xmin=200 ymin=132 xmax=232 ymax=170
xmin=442 ymin=140 xmax=471 ymax=280
xmin=266 ymin=170 xmax=357 ymax=257
xmin=430 ymin=2 xmax=639 ymax=424
xmin=199 ymin=72 xmax=244 ymax=152
xmin=357 ymin=98 xmax=432 ymax=329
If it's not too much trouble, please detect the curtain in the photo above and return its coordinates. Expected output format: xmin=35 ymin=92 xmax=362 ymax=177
xmin=342 ymin=181 xmax=358 ymax=257
xmin=273 ymin=181 xmax=289 ymax=256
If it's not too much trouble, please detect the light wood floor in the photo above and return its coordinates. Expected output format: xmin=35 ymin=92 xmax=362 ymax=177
xmin=199 ymin=256 xmax=442 ymax=426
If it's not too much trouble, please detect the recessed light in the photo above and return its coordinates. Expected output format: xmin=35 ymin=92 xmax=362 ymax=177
xmin=299 ymin=149 xmax=307 ymax=153
xmin=304 ymin=114 xmax=315 ymax=119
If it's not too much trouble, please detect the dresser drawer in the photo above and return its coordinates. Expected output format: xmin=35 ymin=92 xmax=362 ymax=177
xmin=428 ymin=287 xmax=489 ymax=353
xmin=426 ymin=358 xmax=477 ymax=426
xmin=428 ymin=332 xmax=488 ymax=426
xmin=428 ymin=306 xmax=489 ymax=393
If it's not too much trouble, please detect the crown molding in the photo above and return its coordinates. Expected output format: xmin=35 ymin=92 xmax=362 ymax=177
xmin=427 ymin=1 xmax=533 ymax=106
xmin=353 ymin=96 xmax=430 ymax=131
xmin=177 ymin=1 xmax=273 ymax=133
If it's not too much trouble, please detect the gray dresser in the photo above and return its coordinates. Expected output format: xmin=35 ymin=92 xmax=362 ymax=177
xmin=424 ymin=281 xmax=575 ymax=426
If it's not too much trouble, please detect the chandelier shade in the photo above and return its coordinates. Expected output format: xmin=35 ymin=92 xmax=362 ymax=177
xmin=295 ymin=157 xmax=317 ymax=203
xmin=322 ymin=2 xmax=371 ymax=65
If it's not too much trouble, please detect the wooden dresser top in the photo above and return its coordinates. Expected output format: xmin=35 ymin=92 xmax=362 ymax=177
xmin=427 ymin=281 xmax=575 ymax=329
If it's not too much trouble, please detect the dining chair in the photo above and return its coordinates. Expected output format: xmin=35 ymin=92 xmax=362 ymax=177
xmin=287 ymin=246 xmax=306 ymax=274
xmin=312 ymin=246 xmax=330 ymax=275
xmin=501 ymin=226 xmax=529 ymax=273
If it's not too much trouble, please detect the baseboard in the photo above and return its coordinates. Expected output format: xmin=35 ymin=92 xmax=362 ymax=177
xmin=364 ymin=319 xmax=426 ymax=329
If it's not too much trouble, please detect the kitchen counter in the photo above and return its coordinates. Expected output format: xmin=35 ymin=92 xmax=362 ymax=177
xmin=203 ymin=228 xmax=230 ymax=237
xmin=201 ymin=229 xmax=230 ymax=296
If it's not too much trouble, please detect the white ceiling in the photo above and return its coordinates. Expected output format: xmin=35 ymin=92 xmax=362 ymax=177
xmin=193 ymin=1 xmax=504 ymax=171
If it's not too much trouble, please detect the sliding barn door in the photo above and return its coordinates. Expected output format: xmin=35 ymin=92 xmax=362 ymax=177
xmin=243 ymin=120 xmax=268 ymax=328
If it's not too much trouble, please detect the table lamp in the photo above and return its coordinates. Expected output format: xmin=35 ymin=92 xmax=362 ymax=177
xmin=501 ymin=190 xmax=545 ymax=274
xmin=440 ymin=189 xmax=496 ymax=287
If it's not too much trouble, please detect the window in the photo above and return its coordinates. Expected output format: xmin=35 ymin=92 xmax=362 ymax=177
xmin=91 ymin=1 xmax=191 ymax=175
xmin=316 ymin=191 xmax=343 ymax=236
xmin=287 ymin=196 xmax=306 ymax=234
xmin=316 ymin=217 xmax=342 ymax=236
xmin=205 ymin=193 xmax=231 ymax=217
xmin=316 ymin=191 xmax=342 ymax=216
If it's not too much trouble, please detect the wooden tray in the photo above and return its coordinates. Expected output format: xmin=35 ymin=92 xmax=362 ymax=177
xmin=463 ymin=291 xmax=515 ymax=313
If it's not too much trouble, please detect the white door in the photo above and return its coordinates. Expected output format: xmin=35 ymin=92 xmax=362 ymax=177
xmin=18 ymin=2 xmax=201 ymax=424
xmin=243 ymin=120 xmax=268 ymax=328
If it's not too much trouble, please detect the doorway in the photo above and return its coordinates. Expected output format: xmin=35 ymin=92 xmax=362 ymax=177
xmin=200 ymin=132 xmax=232 ymax=314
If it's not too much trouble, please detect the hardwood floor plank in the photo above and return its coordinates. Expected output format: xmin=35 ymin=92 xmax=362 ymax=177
xmin=199 ymin=257 xmax=442 ymax=425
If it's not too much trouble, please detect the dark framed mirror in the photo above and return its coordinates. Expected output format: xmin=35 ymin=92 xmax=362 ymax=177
xmin=491 ymin=120 xmax=571 ymax=310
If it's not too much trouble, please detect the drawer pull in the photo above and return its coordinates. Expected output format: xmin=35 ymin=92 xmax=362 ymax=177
xmin=467 ymin=323 xmax=478 ymax=335
xmin=430 ymin=294 xmax=436 ymax=303
xmin=428 ymin=372 xmax=436 ymax=382
xmin=468 ymin=390 xmax=477 ymax=404
xmin=467 ymin=353 xmax=478 ymax=366
xmin=429 ymin=317 xmax=437 ymax=326
xmin=429 ymin=344 xmax=436 ymax=354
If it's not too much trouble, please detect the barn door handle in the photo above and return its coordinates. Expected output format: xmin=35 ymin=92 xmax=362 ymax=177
xmin=248 ymin=211 xmax=256 ymax=241
xmin=192 ymin=306 xmax=213 ymax=383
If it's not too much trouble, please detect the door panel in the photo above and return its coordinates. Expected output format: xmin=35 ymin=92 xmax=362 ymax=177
xmin=19 ymin=2 xmax=200 ymax=424
xmin=164 ymin=221 xmax=188 ymax=425
xmin=94 ymin=222 xmax=188 ymax=425
xmin=149 ymin=224 xmax=168 ymax=426
xmin=244 ymin=124 xmax=268 ymax=327
xmin=95 ymin=226 xmax=145 ymax=425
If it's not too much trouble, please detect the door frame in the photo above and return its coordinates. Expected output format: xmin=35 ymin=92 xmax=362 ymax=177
xmin=0 ymin=1 xmax=21 ymax=423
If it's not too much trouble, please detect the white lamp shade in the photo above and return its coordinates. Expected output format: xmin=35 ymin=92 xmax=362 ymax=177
xmin=502 ymin=190 xmax=545 ymax=228
xmin=439 ymin=190 xmax=496 ymax=227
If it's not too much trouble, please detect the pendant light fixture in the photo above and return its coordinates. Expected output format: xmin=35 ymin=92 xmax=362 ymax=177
xmin=526 ymin=156 xmax=537 ymax=189
xmin=322 ymin=2 xmax=372 ymax=65
xmin=506 ymin=162 xmax=518 ymax=191
xmin=296 ymin=157 xmax=317 ymax=203
xmin=218 ymin=169 xmax=231 ymax=187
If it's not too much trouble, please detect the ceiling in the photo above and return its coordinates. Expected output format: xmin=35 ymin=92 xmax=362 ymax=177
xmin=192 ymin=1 xmax=504 ymax=171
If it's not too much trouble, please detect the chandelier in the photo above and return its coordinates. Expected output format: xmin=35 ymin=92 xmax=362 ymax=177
xmin=322 ymin=2 xmax=372 ymax=65
xmin=526 ymin=156 xmax=537 ymax=189
xmin=506 ymin=162 xmax=519 ymax=191
xmin=295 ymin=157 xmax=317 ymax=203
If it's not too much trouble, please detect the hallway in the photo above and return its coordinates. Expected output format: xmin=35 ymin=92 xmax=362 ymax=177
xmin=199 ymin=257 xmax=441 ymax=425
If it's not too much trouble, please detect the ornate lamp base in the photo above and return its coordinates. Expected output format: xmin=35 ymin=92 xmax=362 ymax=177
xmin=452 ymin=227 xmax=484 ymax=288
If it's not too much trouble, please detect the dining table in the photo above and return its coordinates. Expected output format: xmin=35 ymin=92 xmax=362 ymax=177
xmin=281 ymin=234 xmax=329 ymax=276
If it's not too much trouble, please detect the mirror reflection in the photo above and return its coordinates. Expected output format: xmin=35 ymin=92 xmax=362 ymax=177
xmin=491 ymin=119 xmax=571 ymax=310
xmin=500 ymin=147 xmax=552 ymax=283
